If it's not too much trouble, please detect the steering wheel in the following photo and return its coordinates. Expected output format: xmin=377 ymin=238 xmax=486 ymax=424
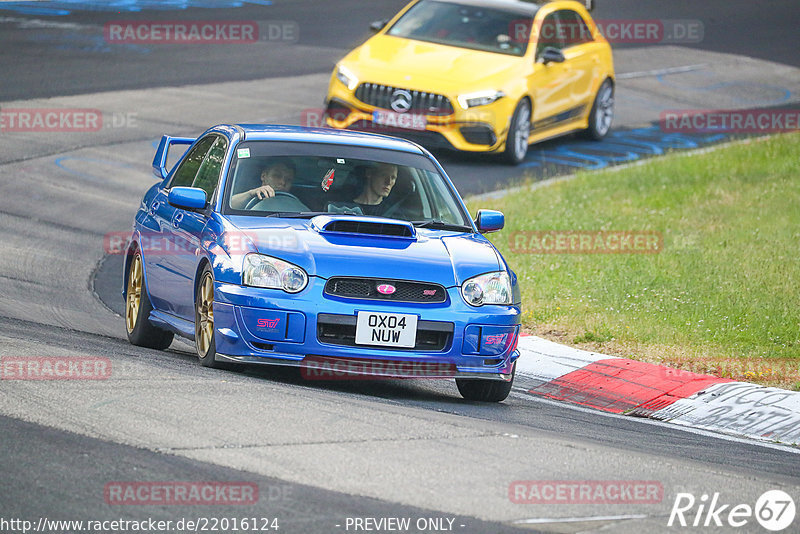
xmin=244 ymin=191 xmax=302 ymax=210
xmin=381 ymin=184 xmax=416 ymax=219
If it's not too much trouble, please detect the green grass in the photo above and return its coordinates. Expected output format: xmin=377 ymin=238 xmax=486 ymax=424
xmin=469 ymin=134 xmax=800 ymax=388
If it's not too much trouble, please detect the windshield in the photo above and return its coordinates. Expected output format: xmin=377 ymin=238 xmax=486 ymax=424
xmin=223 ymin=141 xmax=472 ymax=229
xmin=387 ymin=0 xmax=533 ymax=56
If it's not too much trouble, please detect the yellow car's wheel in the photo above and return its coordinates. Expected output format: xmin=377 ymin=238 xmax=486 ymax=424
xmin=584 ymin=79 xmax=614 ymax=140
xmin=195 ymin=265 xmax=222 ymax=368
xmin=125 ymin=250 xmax=174 ymax=349
xmin=503 ymin=99 xmax=531 ymax=165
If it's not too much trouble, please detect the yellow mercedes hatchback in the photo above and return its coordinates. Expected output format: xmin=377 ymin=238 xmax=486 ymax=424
xmin=324 ymin=0 xmax=614 ymax=164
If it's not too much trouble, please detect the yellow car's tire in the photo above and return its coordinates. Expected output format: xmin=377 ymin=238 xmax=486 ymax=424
xmin=503 ymin=99 xmax=531 ymax=165
xmin=125 ymin=251 xmax=174 ymax=350
xmin=584 ymin=79 xmax=614 ymax=140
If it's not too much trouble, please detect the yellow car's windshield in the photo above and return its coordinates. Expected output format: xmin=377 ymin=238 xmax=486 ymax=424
xmin=387 ymin=0 xmax=534 ymax=56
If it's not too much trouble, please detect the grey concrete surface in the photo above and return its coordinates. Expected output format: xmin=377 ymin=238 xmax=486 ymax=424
xmin=2 ymin=4 xmax=800 ymax=531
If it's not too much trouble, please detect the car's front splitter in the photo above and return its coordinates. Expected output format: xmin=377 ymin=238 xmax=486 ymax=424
xmin=214 ymin=351 xmax=518 ymax=381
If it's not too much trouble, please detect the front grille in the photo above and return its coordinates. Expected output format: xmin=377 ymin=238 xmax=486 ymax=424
xmin=355 ymin=83 xmax=454 ymax=116
xmin=325 ymin=277 xmax=447 ymax=303
xmin=348 ymin=121 xmax=456 ymax=149
xmin=317 ymin=313 xmax=453 ymax=351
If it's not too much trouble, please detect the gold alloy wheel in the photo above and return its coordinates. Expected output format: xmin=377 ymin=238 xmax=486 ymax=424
xmin=196 ymin=272 xmax=214 ymax=356
xmin=125 ymin=254 xmax=142 ymax=334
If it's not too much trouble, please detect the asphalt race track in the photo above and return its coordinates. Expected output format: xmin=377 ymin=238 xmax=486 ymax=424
xmin=1 ymin=1 xmax=799 ymax=533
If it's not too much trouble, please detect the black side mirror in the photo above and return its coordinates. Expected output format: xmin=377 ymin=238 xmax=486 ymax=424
xmin=539 ymin=47 xmax=566 ymax=64
xmin=370 ymin=19 xmax=388 ymax=33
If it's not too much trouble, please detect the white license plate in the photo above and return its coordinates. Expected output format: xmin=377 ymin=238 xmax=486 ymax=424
xmin=372 ymin=110 xmax=427 ymax=131
xmin=355 ymin=311 xmax=418 ymax=348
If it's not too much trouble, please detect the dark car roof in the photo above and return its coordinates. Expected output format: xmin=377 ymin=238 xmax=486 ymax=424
xmin=427 ymin=0 xmax=542 ymax=17
xmin=220 ymin=124 xmax=426 ymax=155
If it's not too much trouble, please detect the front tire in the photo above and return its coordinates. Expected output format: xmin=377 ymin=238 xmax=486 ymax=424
xmin=195 ymin=265 xmax=222 ymax=368
xmin=584 ymin=79 xmax=614 ymax=140
xmin=125 ymin=251 xmax=174 ymax=350
xmin=503 ymin=99 xmax=531 ymax=165
xmin=456 ymin=363 xmax=515 ymax=402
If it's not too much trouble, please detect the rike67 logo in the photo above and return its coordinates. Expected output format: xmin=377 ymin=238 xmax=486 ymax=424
xmin=668 ymin=490 xmax=796 ymax=531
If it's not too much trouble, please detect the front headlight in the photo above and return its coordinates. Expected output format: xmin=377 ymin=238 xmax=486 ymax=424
xmin=336 ymin=64 xmax=359 ymax=91
xmin=243 ymin=254 xmax=308 ymax=293
xmin=461 ymin=271 xmax=512 ymax=306
xmin=457 ymin=90 xmax=505 ymax=109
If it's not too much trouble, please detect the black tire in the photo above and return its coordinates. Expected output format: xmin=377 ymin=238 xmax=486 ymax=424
xmin=125 ymin=251 xmax=174 ymax=350
xmin=195 ymin=264 xmax=223 ymax=368
xmin=456 ymin=363 xmax=515 ymax=402
xmin=584 ymin=79 xmax=614 ymax=140
xmin=503 ymin=99 xmax=531 ymax=165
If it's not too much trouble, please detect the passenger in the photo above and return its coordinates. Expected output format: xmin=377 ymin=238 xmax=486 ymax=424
xmin=328 ymin=163 xmax=398 ymax=216
xmin=231 ymin=159 xmax=296 ymax=210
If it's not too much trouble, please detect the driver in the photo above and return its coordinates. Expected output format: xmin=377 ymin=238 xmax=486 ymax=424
xmin=230 ymin=159 xmax=297 ymax=210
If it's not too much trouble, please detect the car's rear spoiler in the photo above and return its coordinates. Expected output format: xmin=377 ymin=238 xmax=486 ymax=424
xmin=152 ymin=135 xmax=195 ymax=180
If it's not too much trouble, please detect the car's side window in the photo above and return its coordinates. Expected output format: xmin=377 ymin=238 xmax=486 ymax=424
xmin=557 ymin=10 xmax=593 ymax=48
xmin=192 ymin=136 xmax=228 ymax=200
xmin=169 ymin=136 xmax=215 ymax=188
xmin=535 ymin=12 xmax=563 ymax=59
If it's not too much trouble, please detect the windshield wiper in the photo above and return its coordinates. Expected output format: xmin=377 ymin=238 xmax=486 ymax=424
xmin=264 ymin=211 xmax=328 ymax=219
xmin=412 ymin=220 xmax=473 ymax=232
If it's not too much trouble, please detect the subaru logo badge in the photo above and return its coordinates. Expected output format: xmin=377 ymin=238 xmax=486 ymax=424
xmin=377 ymin=284 xmax=396 ymax=295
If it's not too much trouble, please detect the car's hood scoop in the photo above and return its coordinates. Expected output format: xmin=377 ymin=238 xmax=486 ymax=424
xmin=310 ymin=215 xmax=416 ymax=239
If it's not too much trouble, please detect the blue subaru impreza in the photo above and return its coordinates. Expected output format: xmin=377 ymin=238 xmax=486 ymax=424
xmin=124 ymin=124 xmax=521 ymax=401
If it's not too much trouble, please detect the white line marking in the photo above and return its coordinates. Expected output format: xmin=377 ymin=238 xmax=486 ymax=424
xmin=513 ymin=514 xmax=648 ymax=524
xmin=0 ymin=16 xmax=92 ymax=31
xmin=617 ymin=64 xmax=708 ymax=79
